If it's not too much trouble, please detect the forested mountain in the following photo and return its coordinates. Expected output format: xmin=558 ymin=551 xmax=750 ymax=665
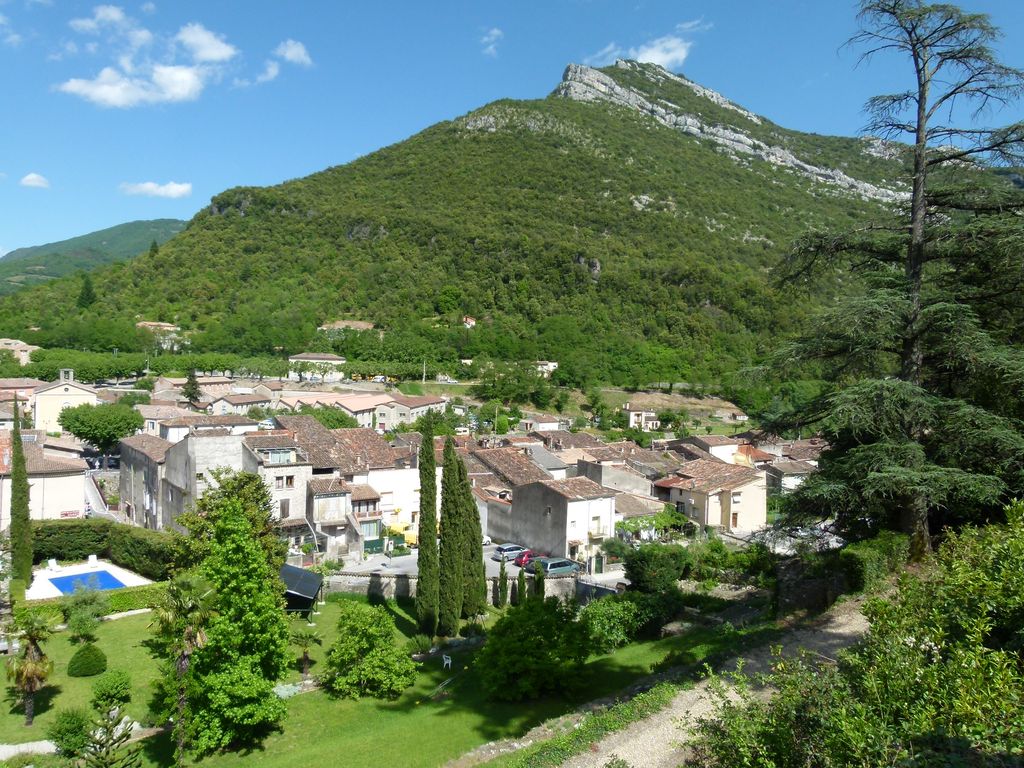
xmin=0 ymin=219 xmax=185 ymax=296
xmin=0 ymin=61 xmax=913 ymax=387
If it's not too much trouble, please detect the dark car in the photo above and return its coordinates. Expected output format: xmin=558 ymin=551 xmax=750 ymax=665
xmin=529 ymin=557 xmax=581 ymax=576
xmin=491 ymin=544 xmax=527 ymax=562
xmin=513 ymin=549 xmax=545 ymax=568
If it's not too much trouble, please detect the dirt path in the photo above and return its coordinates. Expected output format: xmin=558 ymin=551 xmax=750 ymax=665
xmin=562 ymin=598 xmax=869 ymax=768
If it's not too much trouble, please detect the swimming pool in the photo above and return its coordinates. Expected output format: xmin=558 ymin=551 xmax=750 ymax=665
xmin=49 ymin=570 xmax=126 ymax=594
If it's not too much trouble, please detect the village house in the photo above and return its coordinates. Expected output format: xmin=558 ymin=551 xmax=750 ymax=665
xmin=622 ymin=403 xmax=660 ymax=432
xmin=241 ymin=433 xmax=313 ymax=530
xmin=680 ymin=434 xmax=745 ymax=464
xmin=766 ymin=459 xmax=817 ymax=493
xmin=534 ymin=360 xmax=559 ymax=378
xmin=159 ymin=414 xmax=259 ymax=444
xmin=492 ymin=476 xmax=616 ymax=574
xmin=0 ymin=430 xmax=87 ymax=528
xmin=120 ymin=433 xmax=173 ymax=529
xmin=654 ymin=459 xmax=767 ymax=534
xmin=134 ymin=404 xmax=194 ymax=436
xmin=0 ymin=339 xmax=40 ymax=366
xmin=207 ymin=393 xmax=273 ymax=416
xmin=0 ymin=378 xmax=46 ymax=412
xmin=373 ymin=394 xmax=446 ymax=431
xmin=135 ymin=321 xmax=182 ymax=351
xmin=33 ymin=370 xmax=99 ymax=433
xmin=153 ymin=375 xmax=234 ymax=403
xmin=517 ymin=413 xmax=562 ymax=432
xmin=462 ymin=315 xmax=476 ymax=329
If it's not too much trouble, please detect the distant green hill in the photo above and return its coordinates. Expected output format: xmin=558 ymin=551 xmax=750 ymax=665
xmin=0 ymin=219 xmax=185 ymax=295
xmin=0 ymin=61 xmax=920 ymax=386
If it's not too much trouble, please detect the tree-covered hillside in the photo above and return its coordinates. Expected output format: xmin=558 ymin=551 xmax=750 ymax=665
xmin=0 ymin=63 xmax=901 ymax=387
xmin=0 ymin=219 xmax=185 ymax=296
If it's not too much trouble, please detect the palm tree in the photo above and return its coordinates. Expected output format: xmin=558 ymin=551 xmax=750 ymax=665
xmin=289 ymin=626 xmax=322 ymax=680
xmin=151 ymin=574 xmax=216 ymax=767
xmin=5 ymin=612 xmax=56 ymax=726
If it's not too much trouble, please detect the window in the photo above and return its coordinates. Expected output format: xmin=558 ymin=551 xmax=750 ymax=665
xmin=731 ymin=492 xmax=742 ymax=504
xmin=569 ymin=520 xmax=576 ymax=529
xmin=275 ymin=477 xmax=284 ymax=490
xmin=286 ymin=475 xmax=295 ymax=489
xmin=196 ymin=472 xmax=204 ymax=483
xmin=731 ymin=511 xmax=739 ymax=529
xmin=279 ymin=499 xmax=290 ymax=518
xmin=544 ymin=505 xmax=552 ymax=516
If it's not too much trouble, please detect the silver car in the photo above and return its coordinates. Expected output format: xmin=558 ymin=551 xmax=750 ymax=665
xmin=491 ymin=544 xmax=527 ymax=562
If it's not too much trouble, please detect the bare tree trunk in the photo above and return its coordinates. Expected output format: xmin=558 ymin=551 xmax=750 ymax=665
xmin=901 ymin=495 xmax=931 ymax=561
xmin=302 ymin=650 xmax=310 ymax=680
xmin=175 ymin=653 xmax=190 ymax=768
xmin=24 ymin=692 xmax=34 ymax=726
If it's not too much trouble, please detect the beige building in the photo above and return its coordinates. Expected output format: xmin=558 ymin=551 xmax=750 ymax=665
xmin=654 ymin=459 xmax=767 ymax=534
xmin=0 ymin=339 xmax=41 ymax=366
xmin=0 ymin=431 xmax=87 ymax=528
xmin=33 ymin=371 xmax=99 ymax=434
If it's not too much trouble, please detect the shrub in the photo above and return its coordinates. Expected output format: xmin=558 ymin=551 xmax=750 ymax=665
xmin=839 ymin=531 xmax=910 ymax=592
xmin=67 ymin=642 xmax=108 ymax=677
xmin=407 ymin=634 xmax=434 ymax=655
xmin=580 ymin=597 xmax=643 ymax=653
xmin=91 ymin=669 xmax=133 ymax=712
xmin=9 ymin=578 xmax=25 ymax=605
xmin=621 ymin=590 xmax=687 ymax=636
xmin=105 ymin=582 xmax=168 ymax=613
xmin=46 ymin=707 xmax=91 ymax=757
xmin=459 ymin=622 xmax=485 ymax=638
xmin=320 ymin=601 xmax=416 ymax=699
xmin=478 ymin=597 xmax=590 ymax=702
xmin=687 ymin=537 xmax=730 ymax=581
xmin=624 ymin=544 xmax=690 ymax=593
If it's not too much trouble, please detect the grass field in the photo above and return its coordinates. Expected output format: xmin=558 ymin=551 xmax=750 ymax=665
xmin=2 ymin=594 xmax=777 ymax=767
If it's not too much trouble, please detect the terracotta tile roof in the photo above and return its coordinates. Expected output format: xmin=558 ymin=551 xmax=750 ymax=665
xmin=532 ymin=430 xmax=606 ymax=450
xmin=737 ymin=444 xmax=774 ymax=463
xmin=538 ymin=476 xmax=615 ymax=501
xmin=0 ymin=435 xmax=87 ymax=475
xmin=259 ymin=380 xmax=285 ymax=391
xmin=331 ymin=428 xmax=404 ymax=471
xmin=244 ymin=433 xmax=302 ymax=450
xmin=781 ymin=439 xmax=827 ymax=462
xmin=308 ymin=477 xmax=350 ymax=496
xmin=288 ymin=352 xmax=346 ymax=362
xmin=35 ymin=379 xmax=98 ymax=395
xmin=121 ymin=434 xmax=173 ymax=462
xmin=277 ymin=516 xmax=310 ymax=529
xmin=0 ymin=378 xmax=47 ymax=389
xmin=615 ymin=492 xmax=664 ymax=519
xmin=768 ymin=459 xmax=817 ymax=475
xmin=473 ymin=447 xmax=550 ymax=487
xmin=350 ymin=484 xmax=380 ymax=501
xmin=135 ymin=404 xmax=193 ymax=421
xmin=387 ymin=394 xmax=445 ymax=409
xmin=690 ymin=435 xmax=744 ymax=448
xmin=273 ymin=416 xmax=340 ymax=470
xmin=217 ymin=393 xmax=272 ymax=406
xmin=655 ymin=459 xmax=762 ymax=493
xmin=161 ymin=415 xmax=257 ymax=428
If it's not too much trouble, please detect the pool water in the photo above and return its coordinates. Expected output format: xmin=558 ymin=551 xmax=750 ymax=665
xmin=49 ymin=570 xmax=126 ymax=594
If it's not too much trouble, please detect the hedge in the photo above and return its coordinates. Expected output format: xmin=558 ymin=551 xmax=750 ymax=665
xmin=14 ymin=582 xmax=168 ymax=624
xmin=33 ymin=519 xmax=174 ymax=581
xmin=838 ymin=531 xmax=910 ymax=592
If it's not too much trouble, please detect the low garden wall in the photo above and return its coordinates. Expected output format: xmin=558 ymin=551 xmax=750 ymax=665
xmin=326 ymin=572 xmax=578 ymax=604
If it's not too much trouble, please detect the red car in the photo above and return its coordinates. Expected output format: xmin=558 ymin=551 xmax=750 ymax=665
xmin=514 ymin=549 xmax=545 ymax=568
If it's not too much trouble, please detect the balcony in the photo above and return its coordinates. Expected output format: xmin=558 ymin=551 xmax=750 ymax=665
xmin=354 ymin=507 xmax=382 ymax=521
xmin=588 ymin=528 xmax=608 ymax=540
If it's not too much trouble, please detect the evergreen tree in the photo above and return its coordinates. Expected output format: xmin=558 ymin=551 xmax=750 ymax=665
xmin=189 ymin=498 xmax=288 ymax=754
xmin=9 ymin=402 xmax=32 ymax=585
xmin=532 ymin=560 xmax=545 ymax=600
xmin=770 ymin=0 xmax=1024 ymax=557
xmin=459 ymin=457 xmax=486 ymax=618
xmin=497 ymin=559 xmax=508 ymax=608
xmin=77 ymin=273 xmax=96 ymax=309
xmin=414 ymin=419 xmax=439 ymax=635
xmin=437 ymin=437 xmax=464 ymax=636
xmin=181 ymin=369 xmax=202 ymax=406
xmin=84 ymin=670 xmax=142 ymax=768
xmin=149 ymin=239 xmax=159 ymax=259
xmin=516 ymin=567 xmax=527 ymax=606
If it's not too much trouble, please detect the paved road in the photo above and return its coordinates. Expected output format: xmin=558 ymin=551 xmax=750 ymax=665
xmin=344 ymin=544 xmax=532 ymax=578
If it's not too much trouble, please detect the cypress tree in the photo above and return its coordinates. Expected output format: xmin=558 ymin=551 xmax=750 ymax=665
xmin=181 ymin=370 xmax=202 ymax=406
xmin=10 ymin=402 xmax=32 ymax=585
xmin=436 ymin=437 xmax=464 ymax=636
xmin=459 ymin=457 xmax=487 ymax=618
xmin=532 ymin=560 xmax=545 ymax=600
xmin=76 ymin=274 xmax=96 ymax=309
xmin=515 ymin=567 xmax=527 ymax=606
xmin=414 ymin=420 xmax=439 ymax=636
xmin=497 ymin=559 xmax=508 ymax=608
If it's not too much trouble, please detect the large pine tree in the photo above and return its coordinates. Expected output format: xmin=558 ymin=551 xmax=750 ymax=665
xmin=770 ymin=0 xmax=1024 ymax=557
xmin=414 ymin=418 xmax=439 ymax=636
xmin=459 ymin=457 xmax=487 ymax=618
xmin=437 ymin=437 xmax=464 ymax=636
xmin=10 ymin=401 xmax=32 ymax=585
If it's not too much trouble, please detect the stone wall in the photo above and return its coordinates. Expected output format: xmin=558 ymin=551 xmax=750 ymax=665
xmin=327 ymin=572 xmax=579 ymax=604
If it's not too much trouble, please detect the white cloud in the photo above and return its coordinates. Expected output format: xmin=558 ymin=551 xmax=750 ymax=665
xmin=119 ymin=180 xmax=191 ymax=198
xmin=583 ymin=42 xmax=622 ymax=67
xmin=0 ymin=13 xmax=21 ymax=46
xmin=234 ymin=59 xmax=279 ymax=88
xmin=628 ymin=35 xmax=692 ymax=70
xmin=58 ymin=64 xmax=203 ymax=107
xmin=20 ymin=173 xmax=50 ymax=189
xmin=141 ymin=2 xmax=156 ymax=14
xmin=676 ymin=18 xmax=713 ymax=33
xmin=70 ymin=5 xmax=127 ymax=34
xmin=175 ymin=22 xmax=236 ymax=63
xmin=273 ymin=39 xmax=311 ymax=67
xmin=480 ymin=27 xmax=502 ymax=57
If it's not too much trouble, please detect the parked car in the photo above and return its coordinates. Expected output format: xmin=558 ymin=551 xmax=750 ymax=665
xmin=491 ymin=544 xmax=527 ymax=562
xmin=513 ymin=549 xmax=545 ymax=568
xmin=529 ymin=557 xmax=581 ymax=576
xmin=482 ymin=535 xmax=492 ymax=546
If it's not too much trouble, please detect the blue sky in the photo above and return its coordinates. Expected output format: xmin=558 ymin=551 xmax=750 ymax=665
xmin=1 ymin=0 xmax=1022 ymax=254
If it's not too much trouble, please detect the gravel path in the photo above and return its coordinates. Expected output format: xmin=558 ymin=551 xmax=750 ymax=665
xmin=561 ymin=598 xmax=869 ymax=768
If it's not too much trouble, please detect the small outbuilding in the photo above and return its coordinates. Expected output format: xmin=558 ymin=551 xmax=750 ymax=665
xmin=280 ymin=563 xmax=324 ymax=618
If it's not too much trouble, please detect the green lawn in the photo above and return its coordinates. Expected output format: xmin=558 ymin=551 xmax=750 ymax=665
xmin=5 ymin=595 xmax=778 ymax=768
xmin=0 ymin=613 xmax=161 ymax=744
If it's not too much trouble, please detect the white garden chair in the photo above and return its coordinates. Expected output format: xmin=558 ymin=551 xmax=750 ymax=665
xmin=442 ymin=654 xmax=452 ymax=670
